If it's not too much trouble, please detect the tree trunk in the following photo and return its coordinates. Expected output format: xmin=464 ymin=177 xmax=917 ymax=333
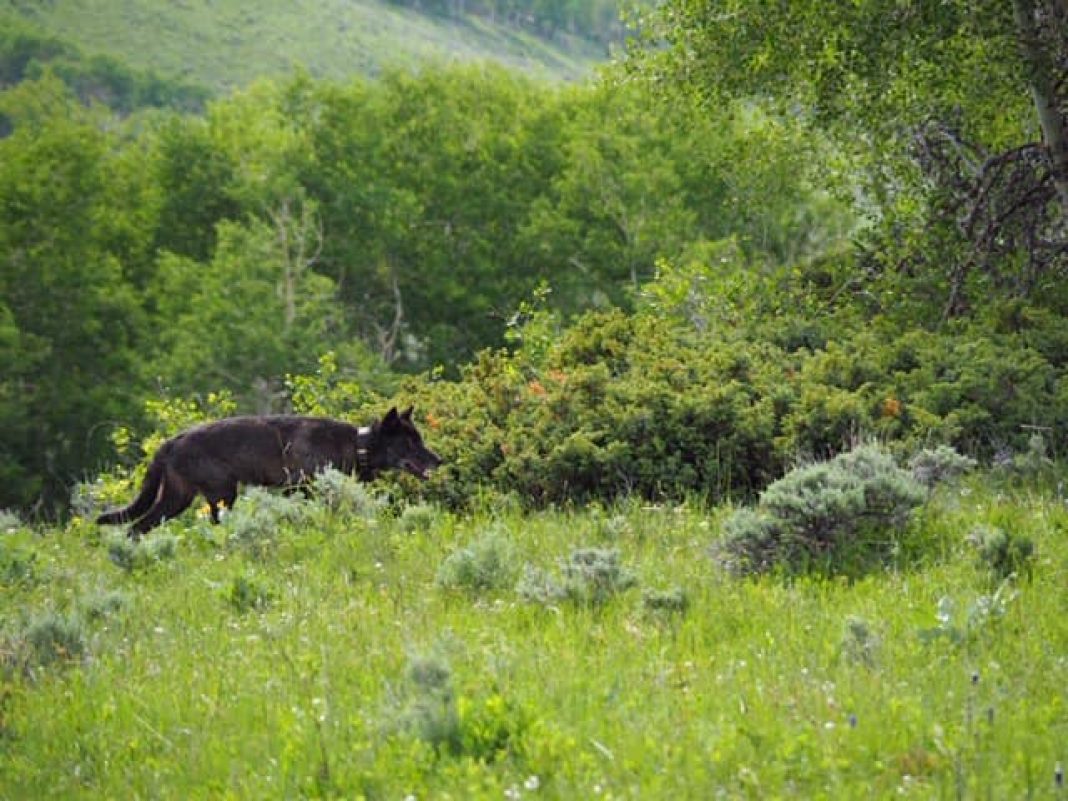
xmin=1013 ymin=0 xmax=1068 ymax=219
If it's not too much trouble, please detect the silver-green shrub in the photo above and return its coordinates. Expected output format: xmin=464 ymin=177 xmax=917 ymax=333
xmin=717 ymin=443 xmax=928 ymax=575
xmin=908 ymin=445 xmax=977 ymax=489
xmin=436 ymin=530 xmax=519 ymax=593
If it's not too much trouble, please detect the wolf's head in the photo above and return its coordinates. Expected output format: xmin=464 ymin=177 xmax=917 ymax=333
xmin=371 ymin=406 xmax=442 ymax=480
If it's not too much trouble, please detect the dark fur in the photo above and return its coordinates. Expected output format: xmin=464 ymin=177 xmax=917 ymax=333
xmin=97 ymin=406 xmax=440 ymax=537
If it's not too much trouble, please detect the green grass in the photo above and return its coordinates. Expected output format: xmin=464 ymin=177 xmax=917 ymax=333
xmin=1 ymin=475 xmax=1067 ymax=798
xmin=1 ymin=0 xmax=604 ymax=91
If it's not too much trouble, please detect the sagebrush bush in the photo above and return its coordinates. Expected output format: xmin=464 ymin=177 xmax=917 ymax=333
xmin=309 ymin=468 xmax=386 ymax=518
xmin=908 ymin=445 xmax=977 ymax=489
xmin=716 ymin=443 xmax=928 ymax=575
xmin=0 ymin=510 xmax=22 ymax=533
xmin=386 ymin=651 xmax=529 ymax=762
xmin=436 ymin=530 xmax=518 ymax=593
xmin=518 ymin=547 xmax=638 ymax=608
xmin=78 ymin=589 xmax=129 ymax=622
xmin=0 ymin=535 xmax=37 ymax=587
xmin=397 ymin=504 xmax=439 ymax=534
xmin=970 ymin=525 xmax=1035 ymax=581
xmin=225 ymin=489 xmax=310 ymax=555
xmin=642 ymin=586 xmax=689 ymax=615
xmin=389 ymin=653 xmax=461 ymax=755
xmin=107 ymin=532 xmax=179 ymax=572
xmin=2 ymin=612 xmax=87 ymax=678
xmin=840 ymin=615 xmax=881 ymax=667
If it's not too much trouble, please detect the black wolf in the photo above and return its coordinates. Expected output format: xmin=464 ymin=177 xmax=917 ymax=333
xmin=96 ymin=406 xmax=441 ymax=537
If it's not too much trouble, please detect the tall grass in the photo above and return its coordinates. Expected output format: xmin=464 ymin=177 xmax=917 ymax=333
xmin=1 ymin=473 xmax=1066 ymax=798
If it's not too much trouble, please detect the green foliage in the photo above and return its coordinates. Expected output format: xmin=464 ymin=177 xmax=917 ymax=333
xmin=640 ymin=586 xmax=689 ymax=616
xmin=436 ymin=529 xmax=519 ymax=594
xmin=2 ymin=612 xmax=86 ymax=677
xmin=0 ymin=78 xmax=149 ymax=510
xmin=970 ymin=526 xmax=1035 ymax=582
xmin=388 ymin=652 xmax=462 ymax=754
xmin=2 ymin=59 xmax=852 ymax=511
xmin=147 ymin=217 xmax=382 ymax=409
xmin=397 ymin=504 xmax=439 ymax=535
xmin=223 ymin=489 xmax=311 ymax=557
xmin=778 ymin=324 xmax=1068 ymax=459
xmin=106 ymin=532 xmax=179 ymax=572
xmin=840 ymin=615 xmax=881 ymax=668
xmin=77 ymin=589 xmax=129 ymax=622
xmin=909 ymin=446 xmax=978 ymax=490
xmin=716 ymin=443 xmax=928 ymax=575
xmin=308 ymin=467 xmax=386 ymax=519
xmin=227 ymin=573 xmax=274 ymax=613
xmin=0 ymin=532 xmax=37 ymax=588
xmin=628 ymin=0 xmax=1067 ymax=320
xmin=519 ymin=547 xmax=637 ymax=608
xmin=387 ymin=650 xmax=529 ymax=763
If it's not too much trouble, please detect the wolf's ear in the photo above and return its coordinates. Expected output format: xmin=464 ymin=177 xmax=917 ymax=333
xmin=383 ymin=406 xmax=400 ymax=427
xmin=401 ymin=405 xmax=414 ymax=421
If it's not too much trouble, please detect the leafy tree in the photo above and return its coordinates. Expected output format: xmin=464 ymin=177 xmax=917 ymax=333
xmin=149 ymin=114 xmax=242 ymax=262
xmin=630 ymin=0 xmax=1068 ymax=319
xmin=0 ymin=80 xmax=146 ymax=510
xmin=147 ymin=216 xmax=387 ymax=410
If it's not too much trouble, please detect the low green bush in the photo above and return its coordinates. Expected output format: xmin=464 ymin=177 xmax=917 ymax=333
xmin=715 ymin=443 xmax=928 ymax=575
xmin=518 ymin=547 xmax=638 ymax=608
xmin=78 ymin=589 xmax=129 ymax=621
xmin=436 ymin=529 xmax=519 ymax=594
xmin=107 ymin=532 xmax=179 ymax=572
xmin=385 ymin=651 xmax=529 ymax=762
xmin=970 ymin=525 xmax=1035 ymax=581
xmin=908 ymin=445 xmax=977 ymax=489
xmin=2 ymin=612 xmax=87 ymax=678
xmin=641 ymin=586 xmax=689 ymax=616
xmin=224 ymin=489 xmax=310 ymax=556
xmin=226 ymin=573 xmax=274 ymax=613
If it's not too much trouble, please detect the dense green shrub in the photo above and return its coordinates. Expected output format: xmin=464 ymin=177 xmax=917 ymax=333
xmin=715 ymin=443 xmax=928 ymax=575
xmin=396 ymin=310 xmax=795 ymax=508
xmin=101 ymin=301 xmax=1068 ymax=514
xmin=380 ymin=305 xmax=1067 ymax=509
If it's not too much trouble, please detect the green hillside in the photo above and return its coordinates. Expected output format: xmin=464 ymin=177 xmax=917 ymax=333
xmin=0 ymin=0 xmax=609 ymax=89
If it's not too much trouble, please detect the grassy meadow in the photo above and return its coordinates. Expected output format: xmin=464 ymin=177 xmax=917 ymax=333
xmin=1 ymin=471 xmax=1066 ymax=799
xmin=0 ymin=0 xmax=603 ymax=89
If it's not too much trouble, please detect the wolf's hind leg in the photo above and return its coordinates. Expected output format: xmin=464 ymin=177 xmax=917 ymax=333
xmin=130 ymin=479 xmax=195 ymax=538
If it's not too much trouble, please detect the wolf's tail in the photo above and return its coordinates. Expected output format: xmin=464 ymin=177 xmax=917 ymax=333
xmin=96 ymin=457 xmax=165 ymax=525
